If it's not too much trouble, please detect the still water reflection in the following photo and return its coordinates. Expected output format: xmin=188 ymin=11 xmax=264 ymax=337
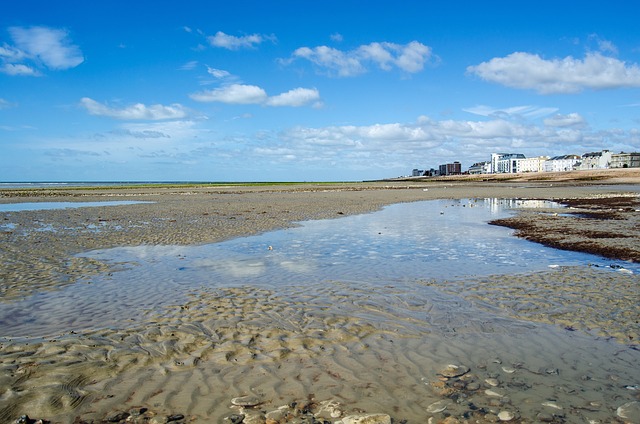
xmin=0 ymin=199 xmax=634 ymax=337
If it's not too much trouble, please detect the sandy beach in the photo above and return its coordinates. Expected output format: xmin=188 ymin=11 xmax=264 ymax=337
xmin=1 ymin=169 xmax=639 ymax=424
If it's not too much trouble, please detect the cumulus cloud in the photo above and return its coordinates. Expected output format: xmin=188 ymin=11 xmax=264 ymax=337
xmin=1 ymin=26 xmax=84 ymax=75
xmin=189 ymin=84 xmax=268 ymax=104
xmin=207 ymin=31 xmax=273 ymax=50
xmin=468 ymin=52 xmax=640 ymax=94
xmin=190 ymin=84 xmax=320 ymax=107
xmin=289 ymin=41 xmax=435 ymax=77
xmin=265 ymin=87 xmax=320 ymax=107
xmin=543 ymin=113 xmax=586 ymax=128
xmin=80 ymin=98 xmax=189 ymax=120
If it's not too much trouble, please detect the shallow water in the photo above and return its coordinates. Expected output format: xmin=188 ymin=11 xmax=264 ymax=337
xmin=0 ymin=198 xmax=635 ymax=337
xmin=0 ymin=200 xmax=153 ymax=212
xmin=1 ymin=198 xmax=638 ymax=423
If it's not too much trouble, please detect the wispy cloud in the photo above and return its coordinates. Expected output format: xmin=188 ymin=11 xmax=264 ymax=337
xmin=287 ymin=41 xmax=436 ymax=77
xmin=80 ymin=98 xmax=189 ymax=120
xmin=0 ymin=26 xmax=84 ymax=76
xmin=179 ymin=60 xmax=198 ymax=70
xmin=0 ymin=98 xmax=15 ymax=109
xmin=207 ymin=66 xmax=232 ymax=79
xmin=190 ymin=84 xmax=321 ymax=107
xmin=468 ymin=52 xmax=640 ymax=94
xmin=207 ymin=31 xmax=275 ymax=50
xmin=463 ymin=105 xmax=558 ymax=119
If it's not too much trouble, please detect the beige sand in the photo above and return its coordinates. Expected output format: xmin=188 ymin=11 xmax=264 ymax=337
xmin=1 ymin=172 xmax=639 ymax=423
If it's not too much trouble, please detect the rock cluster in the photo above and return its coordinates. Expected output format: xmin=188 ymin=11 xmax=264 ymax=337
xmin=225 ymin=397 xmax=392 ymax=424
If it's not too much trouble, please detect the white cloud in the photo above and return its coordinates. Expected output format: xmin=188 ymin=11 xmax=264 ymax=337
xmin=464 ymin=105 xmax=558 ymax=119
xmin=543 ymin=113 xmax=586 ymax=128
xmin=179 ymin=60 xmax=198 ymax=70
xmin=292 ymin=46 xmax=365 ymax=77
xmin=468 ymin=52 xmax=640 ymax=94
xmin=265 ymin=87 xmax=320 ymax=107
xmin=1 ymin=63 xmax=40 ymax=76
xmin=207 ymin=67 xmax=231 ymax=79
xmin=0 ymin=98 xmax=13 ymax=109
xmin=330 ymin=33 xmax=343 ymax=42
xmin=207 ymin=31 xmax=269 ymax=50
xmin=189 ymin=84 xmax=268 ymax=104
xmin=80 ymin=98 xmax=189 ymax=120
xmin=190 ymin=84 xmax=320 ymax=107
xmin=290 ymin=41 xmax=434 ymax=77
xmin=8 ymin=26 xmax=84 ymax=70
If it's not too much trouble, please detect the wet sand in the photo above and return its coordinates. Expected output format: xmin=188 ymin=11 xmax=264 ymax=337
xmin=1 ymin=172 xmax=639 ymax=423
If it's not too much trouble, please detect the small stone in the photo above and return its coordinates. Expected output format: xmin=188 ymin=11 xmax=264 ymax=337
xmin=485 ymin=389 xmax=504 ymax=398
xmin=167 ymin=414 xmax=185 ymax=422
xmin=438 ymin=364 xmax=470 ymax=378
xmin=501 ymin=366 xmax=516 ymax=374
xmin=227 ymin=414 xmax=245 ymax=424
xmin=541 ymin=401 xmax=562 ymax=410
xmin=536 ymin=412 xmax=554 ymax=422
xmin=617 ymin=401 xmax=640 ymax=421
xmin=337 ymin=413 xmax=391 ymax=424
xmin=485 ymin=378 xmax=499 ymax=387
xmin=426 ymin=399 xmax=450 ymax=413
xmin=231 ymin=395 xmax=262 ymax=407
xmin=498 ymin=411 xmax=514 ymax=421
xmin=466 ymin=382 xmax=481 ymax=391
xmin=316 ymin=400 xmax=343 ymax=419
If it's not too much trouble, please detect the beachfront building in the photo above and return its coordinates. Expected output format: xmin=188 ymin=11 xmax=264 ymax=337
xmin=490 ymin=153 xmax=526 ymax=173
xmin=439 ymin=161 xmax=462 ymax=176
xmin=544 ymin=154 xmax=581 ymax=172
xmin=518 ymin=156 xmax=549 ymax=173
xmin=468 ymin=161 xmax=491 ymax=174
xmin=578 ymin=150 xmax=612 ymax=170
xmin=611 ymin=152 xmax=640 ymax=168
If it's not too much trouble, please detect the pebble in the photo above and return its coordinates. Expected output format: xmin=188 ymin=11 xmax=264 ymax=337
xmin=501 ymin=366 xmax=516 ymax=374
xmin=485 ymin=389 xmax=504 ymax=398
xmin=485 ymin=378 xmax=499 ymax=387
xmin=231 ymin=395 xmax=262 ymax=407
xmin=337 ymin=413 xmax=391 ymax=424
xmin=426 ymin=399 xmax=450 ymax=413
xmin=438 ymin=364 xmax=470 ymax=378
xmin=541 ymin=401 xmax=562 ymax=410
xmin=617 ymin=401 xmax=640 ymax=422
xmin=498 ymin=410 xmax=514 ymax=421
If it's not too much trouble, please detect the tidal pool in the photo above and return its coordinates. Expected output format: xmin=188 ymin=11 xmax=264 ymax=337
xmin=0 ymin=200 xmax=153 ymax=213
xmin=0 ymin=198 xmax=635 ymax=337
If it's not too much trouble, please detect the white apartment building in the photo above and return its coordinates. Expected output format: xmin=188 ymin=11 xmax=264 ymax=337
xmin=544 ymin=155 xmax=581 ymax=172
xmin=490 ymin=153 xmax=526 ymax=173
xmin=518 ymin=156 xmax=549 ymax=173
xmin=578 ymin=150 xmax=612 ymax=170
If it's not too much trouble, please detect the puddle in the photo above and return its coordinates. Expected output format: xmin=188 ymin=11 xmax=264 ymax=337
xmin=0 ymin=200 xmax=153 ymax=213
xmin=1 ymin=198 xmax=634 ymax=338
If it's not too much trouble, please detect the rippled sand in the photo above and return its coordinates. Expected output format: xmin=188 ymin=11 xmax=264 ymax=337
xmin=1 ymin=279 xmax=638 ymax=423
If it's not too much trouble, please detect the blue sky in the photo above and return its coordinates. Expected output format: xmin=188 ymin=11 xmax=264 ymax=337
xmin=1 ymin=1 xmax=639 ymax=182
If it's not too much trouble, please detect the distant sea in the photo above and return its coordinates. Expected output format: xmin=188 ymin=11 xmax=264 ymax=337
xmin=0 ymin=182 xmax=221 ymax=190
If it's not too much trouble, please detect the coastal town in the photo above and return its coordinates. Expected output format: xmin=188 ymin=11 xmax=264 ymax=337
xmin=412 ymin=150 xmax=640 ymax=177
